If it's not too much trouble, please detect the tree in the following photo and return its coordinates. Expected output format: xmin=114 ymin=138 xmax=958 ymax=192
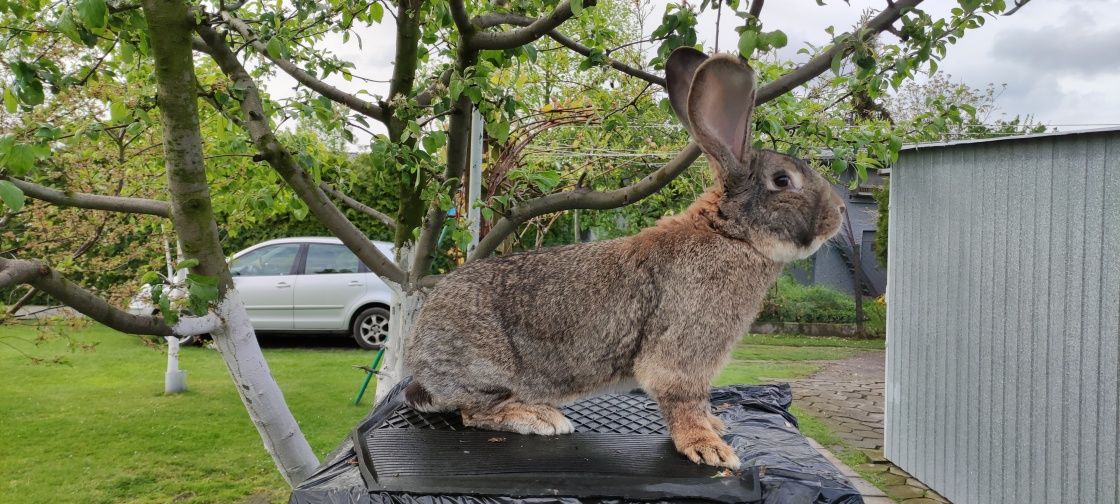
xmin=0 ymin=0 xmax=1021 ymax=486
xmin=883 ymin=71 xmax=1048 ymax=142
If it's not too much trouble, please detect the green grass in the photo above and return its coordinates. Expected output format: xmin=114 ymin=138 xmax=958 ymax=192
xmin=713 ymin=361 xmax=820 ymax=386
xmin=789 ymin=405 xmax=843 ymax=446
xmin=741 ymin=333 xmax=886 ymax=350
xmin=731 ymin=344 xmax=864 ymax=361
xmin=793 ymin=406 xmax=895 ymax=492
xmin=0 ymin=321 xmax=371 ymax=504
xmin=0 ymin=322 xmax=874 ymax=503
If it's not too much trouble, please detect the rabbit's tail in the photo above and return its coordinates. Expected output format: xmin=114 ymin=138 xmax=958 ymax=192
xmin=404 ymin=380 xmax=452 ymax=413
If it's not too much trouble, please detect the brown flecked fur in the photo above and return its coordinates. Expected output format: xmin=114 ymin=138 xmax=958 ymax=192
xmin=404 ymin=49 xmax=844 ymax=469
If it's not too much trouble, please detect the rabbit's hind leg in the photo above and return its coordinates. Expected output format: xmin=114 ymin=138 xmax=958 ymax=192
xmin=461 ymin=402 xmax=574 ymax=436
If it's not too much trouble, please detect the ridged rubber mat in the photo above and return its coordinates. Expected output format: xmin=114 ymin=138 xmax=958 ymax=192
xmin=375 ymin=393 xmax=667 ymax=434
xmin=355 ymin=393 xmax=762 ymax=503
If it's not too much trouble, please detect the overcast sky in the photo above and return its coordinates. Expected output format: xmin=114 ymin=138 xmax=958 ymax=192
xmin=268 ymin=0 xmax=1120 ymax=141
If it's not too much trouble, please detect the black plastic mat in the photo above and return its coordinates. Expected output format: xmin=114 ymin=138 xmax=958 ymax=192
xmin=290 ymin=381 xmax=862 ymax=504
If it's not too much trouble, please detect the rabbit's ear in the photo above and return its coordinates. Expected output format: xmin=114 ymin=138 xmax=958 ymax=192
xmin=665 ymin=47 xmax=709 ymax=132
xmin=686 ymin=55 xmax=757 ymax=183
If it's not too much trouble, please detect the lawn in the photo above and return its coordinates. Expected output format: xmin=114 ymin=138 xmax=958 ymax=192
xmin=0 ymin=322 xmax=878 ymax=503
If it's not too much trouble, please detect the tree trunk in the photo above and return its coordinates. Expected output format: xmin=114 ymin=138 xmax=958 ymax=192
xmin=210 ymin=292 xmax=320 ymax=481
xmin=374 ymin=288 xmax=426 ymax=404
xmin=373 ymin=245 xmax=424 ymax=404
xmin=143 ymin=0 xmax=318 ymax=485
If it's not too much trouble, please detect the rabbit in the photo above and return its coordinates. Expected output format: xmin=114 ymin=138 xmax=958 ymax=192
xmin=403 ymin=47 xmax=845 ymax=470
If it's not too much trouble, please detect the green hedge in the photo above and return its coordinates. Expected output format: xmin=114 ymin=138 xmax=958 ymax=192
xmin=758 ymin=276 xmax=885 ymax=334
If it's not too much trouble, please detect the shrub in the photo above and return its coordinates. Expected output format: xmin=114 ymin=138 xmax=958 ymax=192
xmin=758 ymin=276 xmax=886 ymax=336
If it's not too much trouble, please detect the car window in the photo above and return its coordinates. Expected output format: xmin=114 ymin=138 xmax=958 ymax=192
xmin=304 ymin=244 xmax=361 ymax=274
xmin=229 ymin=244 xmax=301 ymax=276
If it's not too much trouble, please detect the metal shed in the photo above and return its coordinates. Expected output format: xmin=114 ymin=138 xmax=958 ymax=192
xmin=885 ymin=128 xmax=1120 ymax=504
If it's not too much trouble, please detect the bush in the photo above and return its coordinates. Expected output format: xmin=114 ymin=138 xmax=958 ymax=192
xmin=758 ymin=276 xmax=885 ymax=336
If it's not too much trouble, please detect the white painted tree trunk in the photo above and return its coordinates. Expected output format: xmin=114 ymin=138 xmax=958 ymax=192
xmin=373 ymin=288 xmax=426 ymax=404
xmin=163 ymin=336 xmax=190 ymax=394
xmin=207 ymin=291 xmax=319 ymax=484
xmin=373 ymin=245 xmax=425 ymax=405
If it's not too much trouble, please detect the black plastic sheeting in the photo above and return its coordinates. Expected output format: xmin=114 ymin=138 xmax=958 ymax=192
xmin=290 ymin=381 xmax=861 ymax=504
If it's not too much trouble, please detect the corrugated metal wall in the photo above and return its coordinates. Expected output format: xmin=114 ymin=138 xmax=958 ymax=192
xmin=885 ymin=130 xmax=1120 ymax=504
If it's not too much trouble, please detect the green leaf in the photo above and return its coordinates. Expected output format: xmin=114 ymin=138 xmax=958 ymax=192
xmin=76 ymin=0 xmax=108 ymax=29
xmin=737 ymin=31 xmax=758 ymax=58
xmin=140 ymin=271 xmax=161 ymax=285
xmin=830 ymin=50 xmax=845 ymax=76
xmin=159 ymin=296 xmax=177 ymax=325
xmin=11 ymin=62 xmax=44 ymax=106
xmin=369 ymin=2 xmax=384 ymax=23
xmin=571 ymin=0 xmax=584 ymax=16
xmin=109 ymin=100 xmax=128 ymax=123
xmin=2 ymin=143 xmax=49 ymax=176
xmin=0 ymin=180 xmax=24 ymax=212
xmin=488 ymin=119 xmax=510 ymax=144
xmin=3 ymin=89 xmax=16 ymax=113
xmin=175 ymin=258 xmax=200 ymax=270
xmin=766 ymin=30 xmax=788 ymax=49
xmin=57 ymin=11 xmax=84 ymax=44
xmin=526 ymin=171 xmax=561 ymax=192
xmin=187 ymin=273 xmax=220 ymax=314
xmin=266 ymin=38 xmax=283 ymax=60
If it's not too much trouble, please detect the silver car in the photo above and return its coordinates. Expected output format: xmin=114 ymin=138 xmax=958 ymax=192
xmin=129 ymin=237 xmax=395 ymax=348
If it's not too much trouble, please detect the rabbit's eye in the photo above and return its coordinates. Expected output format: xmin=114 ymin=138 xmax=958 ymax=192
xmin=773 ymin=174 xmax=791 ymax=188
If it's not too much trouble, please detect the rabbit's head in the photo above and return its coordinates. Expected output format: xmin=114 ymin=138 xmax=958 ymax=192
xmin=666 ymin=48 xmax=844 ymax=263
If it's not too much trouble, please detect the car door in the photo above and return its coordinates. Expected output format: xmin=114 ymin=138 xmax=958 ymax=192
xmin=292 ymin=243 xmax=366 ymax=330
xmin=229 ymin=243 xmax=301 ymax=330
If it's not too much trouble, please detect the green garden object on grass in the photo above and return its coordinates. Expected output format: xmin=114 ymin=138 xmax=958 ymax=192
xmin=352 ymin=346 xmax=385 ymax=405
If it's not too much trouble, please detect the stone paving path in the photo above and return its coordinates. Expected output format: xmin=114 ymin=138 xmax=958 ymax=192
xmin=791 ymin=351 xmax=951 ymax=504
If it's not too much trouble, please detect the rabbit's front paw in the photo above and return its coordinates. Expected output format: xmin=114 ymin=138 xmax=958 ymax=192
xmin=679 ymin=437 xmax=741 ymax=469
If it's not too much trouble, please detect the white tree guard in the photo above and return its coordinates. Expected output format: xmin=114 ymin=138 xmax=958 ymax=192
xmin=163 ymin=335 xmax=192 ymax=394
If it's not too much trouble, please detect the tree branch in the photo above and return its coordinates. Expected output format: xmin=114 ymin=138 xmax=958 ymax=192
xmin=756 ymin=0 xmax=921 ymax=102
xmin=449 ymin=0 xmax=473 ymax=38
xmin=749 ymin=0 xmax=765 ymax=19
xmin=467 ymin=1 xmax=595 ymax=50
xmin=1 ymin=175 xmax=171 ymax=217
xmin=0 ymin=256 xmax=173 ymax=336
xmin=473 ymin=13 xmax=663 ymax=86
xmin=410 ymin=46 xmax=477 ymax=281
xmin=219 ymin=12 xmax=387 ymax=124
xmin=196 ymin=22 xmax=407 ymax=287
xmin=470 ymin=143 xmax=701 ymax=260
xmin=469 ymin=0 xmax=923 ymax=261
xmin=386 ymin=0 xmax=423 ymax=112
xmin=415 ymin=69 xmax=453 ymax=109
xmin=320 ymin=182 xmax=397 ymax=229
xmin=1004 ymin=0 xmax=1031 ymax=16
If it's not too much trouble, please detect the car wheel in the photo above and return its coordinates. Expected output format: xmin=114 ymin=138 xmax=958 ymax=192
xmin=352 ymin=306 xmax=391 ymax=349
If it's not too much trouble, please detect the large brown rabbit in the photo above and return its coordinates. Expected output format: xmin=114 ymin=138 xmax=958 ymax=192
xmin=404 ymin=47 xmax=844 ymax=469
